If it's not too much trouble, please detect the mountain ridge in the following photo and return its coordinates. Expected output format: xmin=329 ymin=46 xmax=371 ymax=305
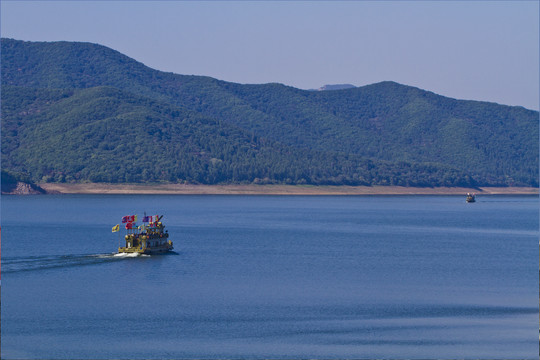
xmin=2 ymin=38 xmax=538 ymax=187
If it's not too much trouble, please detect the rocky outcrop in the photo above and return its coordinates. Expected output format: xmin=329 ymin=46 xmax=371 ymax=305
xmin=2 ymin=181 xmax=46 ymax=195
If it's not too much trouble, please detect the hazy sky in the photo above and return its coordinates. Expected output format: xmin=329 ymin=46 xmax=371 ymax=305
xmin=1 ymin=1 xmax=538 ymax=110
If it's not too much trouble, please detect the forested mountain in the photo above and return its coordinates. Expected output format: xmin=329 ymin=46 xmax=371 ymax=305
xmin=2 ymin=38 xmax=538 ymax=187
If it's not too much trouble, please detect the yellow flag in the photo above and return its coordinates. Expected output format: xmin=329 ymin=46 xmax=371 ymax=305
xmin=134 ymin=215 xmax=138 ymax=222
xmin=112 ymin=224 xmax=120 ymax=232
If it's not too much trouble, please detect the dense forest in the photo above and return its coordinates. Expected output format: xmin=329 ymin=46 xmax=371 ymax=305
xmin=2 ymin=38 xmax=538 ymax=187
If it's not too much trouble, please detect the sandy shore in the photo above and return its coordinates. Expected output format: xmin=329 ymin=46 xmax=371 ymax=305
xmin=38 ymin=183 xmax=539 ymax=195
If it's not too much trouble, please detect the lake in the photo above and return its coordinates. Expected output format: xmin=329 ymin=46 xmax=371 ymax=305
xmin=1 ymin=194 xmax=538 ymax=359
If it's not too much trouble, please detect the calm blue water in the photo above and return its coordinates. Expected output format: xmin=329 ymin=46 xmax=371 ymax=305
xmin=1 ymin=194 xmax=538 ymax=359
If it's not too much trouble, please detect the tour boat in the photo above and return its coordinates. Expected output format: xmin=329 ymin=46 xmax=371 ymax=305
xmin=112 ymin=214 xmax=173 ymax=254
xmin=466 ymin=193 xmax=476 ymax=203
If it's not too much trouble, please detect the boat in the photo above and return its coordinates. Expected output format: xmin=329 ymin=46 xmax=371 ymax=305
xmin=112 ymin=214 xmax=173 ymax=254
xmin=466 ymin=193 xmax=476 ymax=203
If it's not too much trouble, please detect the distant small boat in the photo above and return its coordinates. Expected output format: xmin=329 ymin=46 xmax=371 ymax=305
xmin=466 ymin=193 xmax=476 ymax=203
xmin=112 ymin=214 xmax=173 ymax=254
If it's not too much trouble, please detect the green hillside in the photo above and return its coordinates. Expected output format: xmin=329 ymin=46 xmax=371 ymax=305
xmin=1 ymin=38 xmax=538 ymax=187
xmin=1 ymin=85 xmax=474 ymax=186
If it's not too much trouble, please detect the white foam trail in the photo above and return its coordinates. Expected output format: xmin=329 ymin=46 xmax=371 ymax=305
xmin=94 ymin=254 xmax=117 ymax=259
xmin=113 ymin=252 xmax=149 ymax=258
xmin=113 ymin=252 xmax=132 ymax=257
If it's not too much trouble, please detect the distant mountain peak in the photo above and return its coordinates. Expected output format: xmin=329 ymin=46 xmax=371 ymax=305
xmin=313 ymin=84 xmax=357 ymax=91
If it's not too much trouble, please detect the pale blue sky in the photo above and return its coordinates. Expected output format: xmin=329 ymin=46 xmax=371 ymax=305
xmin=1 ymin=1 xmax=538 ymax=110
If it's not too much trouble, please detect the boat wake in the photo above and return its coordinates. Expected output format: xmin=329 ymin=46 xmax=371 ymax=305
xmin=2 ymin=252 xmax=149 ymax=274
xmin=113 ymin=252 xmax=150 ymax=258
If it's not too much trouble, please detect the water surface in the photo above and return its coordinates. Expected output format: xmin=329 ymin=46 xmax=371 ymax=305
xmin=1 ymin=195 xmax=538 ymax=358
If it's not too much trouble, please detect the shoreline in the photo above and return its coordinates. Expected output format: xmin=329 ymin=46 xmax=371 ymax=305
xmin=37 ymin=183 xmax=539 ymax=195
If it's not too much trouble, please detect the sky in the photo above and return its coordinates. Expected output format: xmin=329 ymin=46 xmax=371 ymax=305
xmin=1 ymin=1 xmax=539 ymax=110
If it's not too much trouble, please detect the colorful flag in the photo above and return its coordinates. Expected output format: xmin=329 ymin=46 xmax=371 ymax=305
xmin=142 ymin=216 xmax=149 ymax=223
xmin=134 ymin=215 xmax=138 ymax=222
xmin=122 ymin=216 xmax=128 ymax=223
xmin=125 ymin=222 xmax=133 ymax=230
xmin=112 ymin=224 xmax=120 ymax=232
